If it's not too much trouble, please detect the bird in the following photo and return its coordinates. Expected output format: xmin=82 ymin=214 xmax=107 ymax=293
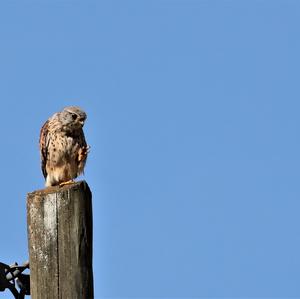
xmin=39 ymin=106 xmax=89 ymax=187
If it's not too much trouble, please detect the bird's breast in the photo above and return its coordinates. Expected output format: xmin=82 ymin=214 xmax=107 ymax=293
xmin=48 ymin=134 xmax=80 ymax=164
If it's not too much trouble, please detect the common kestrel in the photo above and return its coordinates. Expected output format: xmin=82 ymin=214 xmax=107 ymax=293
xmin=39 ymin=106 xmax=89 ymax=187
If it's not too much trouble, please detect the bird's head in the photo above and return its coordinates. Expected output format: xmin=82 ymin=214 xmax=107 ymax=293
xmin=61 ymin=106 xmax=87 ymax=131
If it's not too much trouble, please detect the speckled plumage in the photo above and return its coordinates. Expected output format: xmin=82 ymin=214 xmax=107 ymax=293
xmin=39 ymin=106 xmax=89 ymax=187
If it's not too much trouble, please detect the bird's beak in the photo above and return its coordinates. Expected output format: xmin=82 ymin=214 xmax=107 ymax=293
xmin=79 ymin=120 xmax=84 ymax=127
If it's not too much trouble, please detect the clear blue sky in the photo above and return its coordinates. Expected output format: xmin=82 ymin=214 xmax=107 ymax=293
xmin=0 ymin=0 xmax=300 ymax=298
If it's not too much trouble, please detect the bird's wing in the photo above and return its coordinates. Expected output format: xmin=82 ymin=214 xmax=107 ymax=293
xmin=39 ymin=120 xmax=50 ymax=179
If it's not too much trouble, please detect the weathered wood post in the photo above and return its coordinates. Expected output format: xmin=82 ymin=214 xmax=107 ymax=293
xmin=27 ymin=180 xmax=93 ymax=299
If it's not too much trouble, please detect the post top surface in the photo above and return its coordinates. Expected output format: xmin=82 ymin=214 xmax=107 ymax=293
xmin=28 ymin=180 xmax=88 ymax=197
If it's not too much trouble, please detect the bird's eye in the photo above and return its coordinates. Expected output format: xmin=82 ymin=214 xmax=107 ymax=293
xmin=71 ymin=114 xmax=77 ymax=120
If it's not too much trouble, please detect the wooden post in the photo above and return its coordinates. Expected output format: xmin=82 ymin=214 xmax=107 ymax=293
xmin=27 ymin=181 xmax=93 ymax=299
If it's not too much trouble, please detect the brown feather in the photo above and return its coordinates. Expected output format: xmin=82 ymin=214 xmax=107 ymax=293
xmin=39 ymin=120 xmax=50 ymax=178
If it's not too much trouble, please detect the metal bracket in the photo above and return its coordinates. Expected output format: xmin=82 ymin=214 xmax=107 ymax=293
xmin=0 ymin=261 xmax=30 ymax=298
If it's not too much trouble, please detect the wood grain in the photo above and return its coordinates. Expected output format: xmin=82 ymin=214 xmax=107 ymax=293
xmin=27 ymin=181 xmax=93 ymax=299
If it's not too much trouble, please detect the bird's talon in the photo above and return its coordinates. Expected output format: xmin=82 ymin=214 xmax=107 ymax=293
xmin=59 ymin=180 xmax=75 ymax=187
xmin=86 ymin=146 xmax=91 ymax=154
